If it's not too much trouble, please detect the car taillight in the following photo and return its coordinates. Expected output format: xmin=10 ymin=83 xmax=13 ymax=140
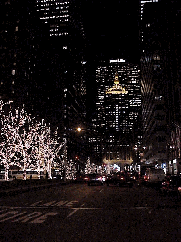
xmin=84 ymin=177 xmax=89 ymax=181
xmin=97 ymin=177 xmax=102 ymax=181
xmin=102 ymin=176 xmax=106 ymax=181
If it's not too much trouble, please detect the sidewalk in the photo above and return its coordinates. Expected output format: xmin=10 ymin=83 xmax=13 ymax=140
xmin=0 ymin=179 xmax=67 ymax=197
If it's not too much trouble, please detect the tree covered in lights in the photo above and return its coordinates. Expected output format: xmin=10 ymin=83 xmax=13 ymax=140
xmin=66 ymin=160 xmax=76 ymax=180
xmin=85 ymin=157 xmax=98 ymax=174
xmin=0 ymin=101 xmax=65 ymax=180
xmin=85 ymin=157 xmax=91 ymax=174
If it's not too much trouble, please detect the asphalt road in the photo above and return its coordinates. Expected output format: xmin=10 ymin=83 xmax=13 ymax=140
xmin=0 ymin=182 xmax=181 ymax=242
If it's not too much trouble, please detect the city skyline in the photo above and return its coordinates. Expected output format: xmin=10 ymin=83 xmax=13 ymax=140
xmin=0 ymin=0 xmax=181 ymax=171
xmin=1 ymin=2 xmax=181 ymax=240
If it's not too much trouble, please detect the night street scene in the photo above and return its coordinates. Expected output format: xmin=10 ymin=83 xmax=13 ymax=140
xmin=1 ymin=0 xmax=181 ymax=241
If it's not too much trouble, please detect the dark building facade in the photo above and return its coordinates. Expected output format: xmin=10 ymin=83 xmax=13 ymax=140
xmin=0 ymin=0 xmax=50 ymax=116
xmin=0 ymin=0 xmax=88 ymax=167
xmin=36 ymin=0 xmax=88 ymax=165
xmin=141 ymin=0 xmax=181 ymax=173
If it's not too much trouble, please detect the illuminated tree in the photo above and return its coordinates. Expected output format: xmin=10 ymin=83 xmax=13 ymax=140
xmin=0 ymin=100 xmax=65 ymax=180
xmin=85 ymin=157 xmax=92 ymax=174
xmin=0 ymin=101 xmax=20 ymax=180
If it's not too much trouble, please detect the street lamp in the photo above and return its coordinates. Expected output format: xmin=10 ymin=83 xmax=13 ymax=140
xmin=77 ymin=127 xmax=82 ymax=132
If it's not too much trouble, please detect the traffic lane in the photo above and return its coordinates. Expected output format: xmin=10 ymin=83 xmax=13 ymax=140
xmin=0 ymin=183 xmax=128 ymax=208
xmin=0 ymin=182 xmax=180 ymax=210
xmin=64 ymin=206 xmax=181 ymax=242
xmin=0 ymin=184 xmax=181 ymax=242
xmin=76 ymin=183 xmax=180 ymax=209
xmin=0 ymin=183 xmax=93 ymax=208
xmin=1 ymin=205 xmax=181 ymax=241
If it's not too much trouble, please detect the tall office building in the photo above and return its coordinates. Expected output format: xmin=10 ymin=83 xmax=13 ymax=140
xmin=140 ymin=0 xmax=159 ymax=20
xmin=90 ymin=59 xmax=141 ymax=170
xmin=140 ymin=0 xmax=159 ymax=45
xmin=141 ymin=0 xmax=181 ymax=173
xmin=36 ymin=0 xmax=88 ymax=164
xmin=0 ymin=0 xmax=50 ymax=116
xmin=36 ymin=0 xmax=69 ymax=36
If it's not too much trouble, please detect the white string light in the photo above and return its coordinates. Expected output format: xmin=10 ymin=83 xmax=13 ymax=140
xmin=0 ymin=100 xmax=66 ymax=180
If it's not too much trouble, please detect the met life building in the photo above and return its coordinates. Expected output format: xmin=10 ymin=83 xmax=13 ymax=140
xmin=93 ymin=59 xmax=141 ymax=171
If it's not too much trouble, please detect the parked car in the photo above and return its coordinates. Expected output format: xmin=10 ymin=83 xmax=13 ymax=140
xmin=161 ymin=175 xmax=181 ymax=197
xmin=129 ymin=171 xmax=139 ymax=182
xmin=106 ymin=171 xmax=133 ymax=187
xmin=144 ymin=168 xmax=165 ymax=185
xmin=74 ymin=174 xmax=87 ymax=183
xmin=87 ymin=174 xmax=104 ymax=186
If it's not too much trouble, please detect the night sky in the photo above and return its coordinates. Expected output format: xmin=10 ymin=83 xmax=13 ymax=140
xmin=81 ymin=0 xmax=140 ymax=63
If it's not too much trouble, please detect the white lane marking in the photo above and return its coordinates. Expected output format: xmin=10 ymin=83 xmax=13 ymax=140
xmin=42 ymin=201 xmax=57 ymax=206
xmin=30 ymin=201 xmax=43 ymax=206
xmin=72 ymin=208 xmax=102 ymax=210
xmin=119 ymin=207 xmax=152 ymax=210
xmin=99 ymin=189 xmax=104 ymax=193
xmin=0 ymin=205 xmax=152 ymax=210
xmin=65 ymin=201 xmax=78 ymax=207
xmin=66 ymin=206 xmax=102 ymax=218
xmin=0 ymin=211 xmax=19 ymax=219
xmin=30 ymin=212 xmax=58 ymax=224
xmin=29 ymin=200 xmax=78 ymax=207
xmin=0 ymin=205 xmax=154 ymax=223
xmin=13 ymin=212 xmax=42 ymax=223
xmin=54 ymin=200 xmax=68 ymax=206
xmin=66 ymin=208 xmax=79 ymax=218
xmin=1 ymin=212 xmax=27 ymax=223
xmin=66 ymin=203 xmax=89 ymax=218
xmin=133 ymin=207 xmax=150 ymax=210
xmin=0 ymin=200 xmax=78 ymax=209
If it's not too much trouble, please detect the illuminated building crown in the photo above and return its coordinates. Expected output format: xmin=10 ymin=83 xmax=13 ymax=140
xmin=106 ymin=72 xmax=128 ymax=94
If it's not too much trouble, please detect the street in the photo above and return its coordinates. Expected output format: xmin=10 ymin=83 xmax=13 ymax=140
xmin=0 ymin=182 xmax=181 ymax=242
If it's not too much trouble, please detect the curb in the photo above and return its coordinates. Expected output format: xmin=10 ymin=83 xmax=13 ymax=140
xmin=0 ymin=181 xmax=68 ymax=197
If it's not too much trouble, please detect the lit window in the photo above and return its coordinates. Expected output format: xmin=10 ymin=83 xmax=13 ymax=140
xmin=12 ymin=70 xmax=15 ymax=75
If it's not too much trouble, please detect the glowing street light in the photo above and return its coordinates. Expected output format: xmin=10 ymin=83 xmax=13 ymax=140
xmin=77 ymin=127 xmax=82 ymax=132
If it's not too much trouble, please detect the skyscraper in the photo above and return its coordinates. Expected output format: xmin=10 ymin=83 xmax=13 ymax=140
xmin=140 ymin=0 xmax=159 ymax=20
xmin=90 ymin=59 xmax=141 ymax=170
xmin=36 ymin=0 xmax=69 ymax=36
xmin=0 ymin=0 xmax=50 ymax=115
xmin=141 ymin=0 xmax=181 ymax=173
xmin=140 ymin=0 xmax=159 ymax=45
xmin=36 ymin=0 xmax=88 ymax=164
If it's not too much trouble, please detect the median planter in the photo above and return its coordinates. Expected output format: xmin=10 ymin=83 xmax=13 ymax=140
xmin=0 ymin=178 xmax=67 ymax=196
